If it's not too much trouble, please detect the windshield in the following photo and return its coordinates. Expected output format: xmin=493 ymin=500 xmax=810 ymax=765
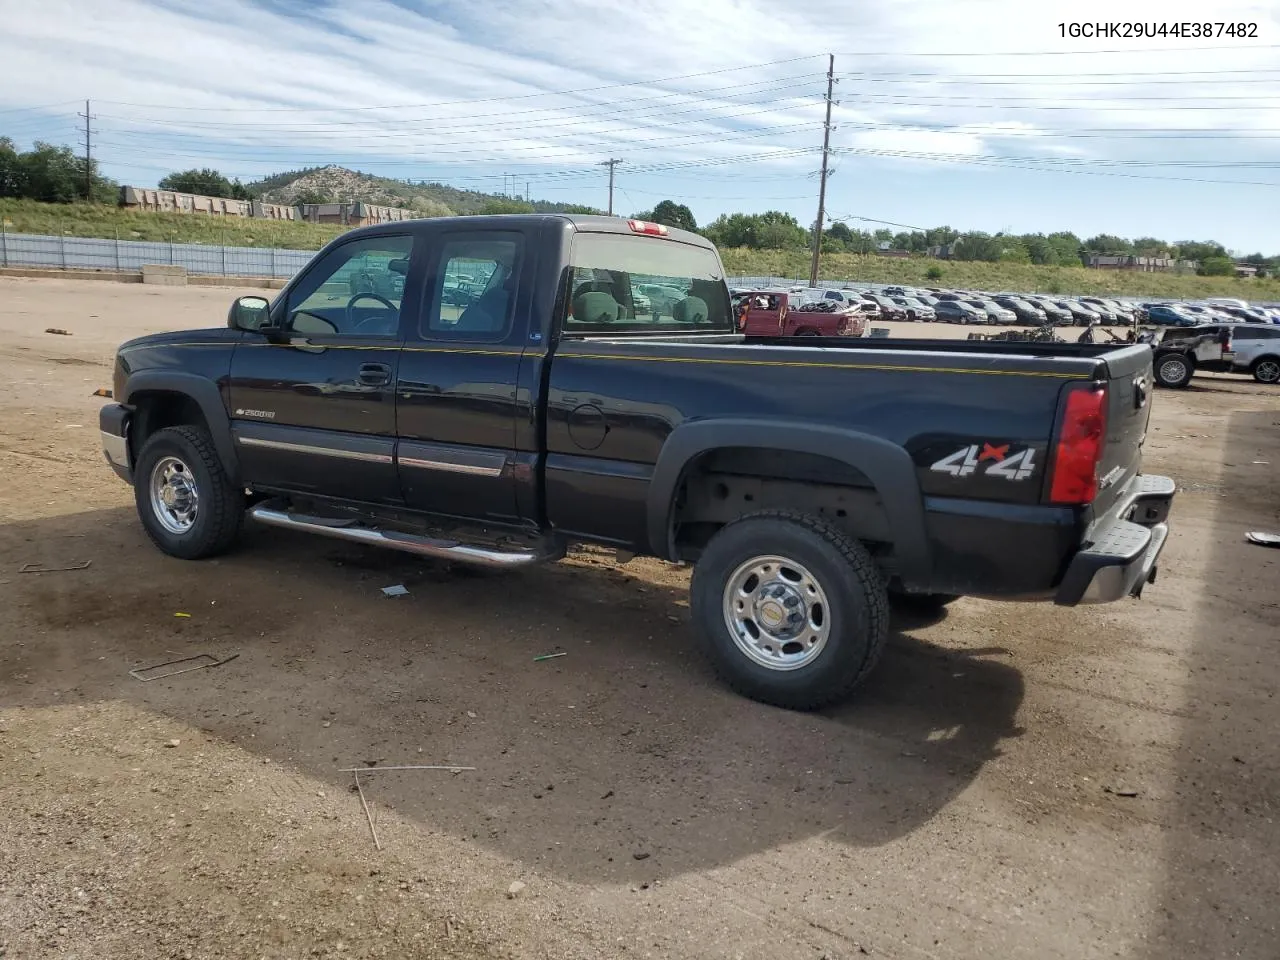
xmin=563 ymin=233 xmax=732 ymax=336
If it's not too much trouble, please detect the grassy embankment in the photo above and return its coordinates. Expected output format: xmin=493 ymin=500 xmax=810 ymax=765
xmin=4 ymin=199 xmax=1278 ymax=299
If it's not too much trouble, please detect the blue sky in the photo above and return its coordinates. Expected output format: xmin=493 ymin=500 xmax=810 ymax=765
xmin=2 ymin=0 xmax=1280 ymax=252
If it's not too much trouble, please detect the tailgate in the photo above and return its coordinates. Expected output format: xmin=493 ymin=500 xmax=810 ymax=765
xmin=1091 ymin=345 xmax=1155 ymax=518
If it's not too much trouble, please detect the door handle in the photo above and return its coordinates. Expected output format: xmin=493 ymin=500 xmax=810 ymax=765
xmin=358 ymin=362 xmax=391 ymax=386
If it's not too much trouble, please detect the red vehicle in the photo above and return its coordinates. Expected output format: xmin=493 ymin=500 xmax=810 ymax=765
xmin=734 ymin=291 xmax=869 ymax=338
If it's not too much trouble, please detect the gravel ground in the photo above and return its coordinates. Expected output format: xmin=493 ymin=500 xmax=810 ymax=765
xmin=1 ymin=276 xmax=1278 ymax=960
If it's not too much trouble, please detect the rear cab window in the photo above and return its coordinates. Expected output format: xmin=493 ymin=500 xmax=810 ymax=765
xmin=562 ymin=232 xmax=733 ymax=336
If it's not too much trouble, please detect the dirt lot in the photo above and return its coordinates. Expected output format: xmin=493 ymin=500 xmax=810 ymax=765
xmin=1 ymin=276 xmax=1278 ymax=960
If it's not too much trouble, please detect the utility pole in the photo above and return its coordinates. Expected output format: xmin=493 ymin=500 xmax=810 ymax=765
xmin=600 ymin=158 xmax=623 ymax=215
xmin=809 ymin=55 xmax=836 ymax=287
xmin=78 ymin=99 xmax=96 ymax=201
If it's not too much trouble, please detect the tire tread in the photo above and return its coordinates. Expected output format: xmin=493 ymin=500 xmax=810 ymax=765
xmin=690 ymin=508 xmax=890 ymax=710
xmin=135 ymin=425 xmax=242 ymax=559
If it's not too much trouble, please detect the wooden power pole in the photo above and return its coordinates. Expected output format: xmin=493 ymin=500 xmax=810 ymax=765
xmin=809 ymin=56 xmax=836 ymax=287
xmin=78 ymin=99 xmax=95 ymax=200
xmin=600 ymin=158 xmax=623 ymax=215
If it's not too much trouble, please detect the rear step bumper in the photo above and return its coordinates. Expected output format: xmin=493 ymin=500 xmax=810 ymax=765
xmin=1054 ymin=474 xmax=1175 ymax=606
xmin=248 ymin=502 xmax=564 ymax=569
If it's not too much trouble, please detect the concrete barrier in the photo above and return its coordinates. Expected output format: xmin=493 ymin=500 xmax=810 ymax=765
xmin=142 ymin=264 xmax=188 ymax=286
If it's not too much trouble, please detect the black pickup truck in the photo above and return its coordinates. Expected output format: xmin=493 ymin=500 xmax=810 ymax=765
xmin=100 ymin=215 xmax=1174 ymax=710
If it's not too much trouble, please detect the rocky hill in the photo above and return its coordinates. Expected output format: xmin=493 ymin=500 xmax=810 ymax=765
xmin=248 ymin=165 xmax=603 ymax=217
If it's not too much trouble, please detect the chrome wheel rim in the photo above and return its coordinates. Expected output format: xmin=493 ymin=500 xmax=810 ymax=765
xmin=1257 ymin=360 xmax=1280 ymax=383
xmin=1160 ymin=358 xmax=1187 ymax=383
xmin=722 ymin=555 xmax=830 ymax=671
xmin=149 ymin=455 xmax=199 ymax=535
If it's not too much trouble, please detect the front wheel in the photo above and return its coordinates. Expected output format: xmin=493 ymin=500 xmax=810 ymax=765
xmin=1154 ymin=352 xmax=1194 ymax=388
xmin=690 ymin=511 xmax=890 ymax=711
xmin=134 ymin=425 xmax=244 ymax=559
xmin=1252 ymin=357 xmax=1280 ymax=384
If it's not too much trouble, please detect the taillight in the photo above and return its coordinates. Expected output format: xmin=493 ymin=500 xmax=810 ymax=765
xmin=1048 ymin=384 xmax=1108 ymax=504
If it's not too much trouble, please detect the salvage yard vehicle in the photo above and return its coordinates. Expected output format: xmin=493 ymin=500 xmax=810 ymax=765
xmin=736 ymin=290 xmax=868 ymax=338
xmin=100 ymin=214 xmax=1175 ymax=711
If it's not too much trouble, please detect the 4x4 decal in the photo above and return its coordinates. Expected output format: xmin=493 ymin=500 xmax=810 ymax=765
xmin=930 ymin=443 xmax=1037 ymax=481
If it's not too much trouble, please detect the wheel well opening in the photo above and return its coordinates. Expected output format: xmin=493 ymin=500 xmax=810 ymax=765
xmin=130 ymin=391 xmax=209 ymax=458
xmin=669 ymin=447 xmax=892 ymax=565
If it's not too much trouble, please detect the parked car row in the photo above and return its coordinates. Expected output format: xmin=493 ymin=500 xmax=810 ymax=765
xmin=1151 ymin=322 xmax=1280 ymax=387
xmin=1138 ymin=298 xmax=1280 ymax=327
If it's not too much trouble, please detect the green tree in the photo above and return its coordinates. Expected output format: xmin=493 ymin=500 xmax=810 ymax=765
xmin=643 ymin=199 xmax=697 ymax=232
xmin=1022 ymin=234 xmax=1057 ymax=265
xmin=1176 ymin=240 xmax=1227 ymax=262
xmin=159 ymin=167 xmax=237 ymax=198
xmin=479 ymin=198 xmax=535 ymax=215
xmin=925 ymin=265 xmax=944 ymax=281
xmin=1046 ymin=232 xmax=1084 ymax=266
xmin=999 ymin=237 xmax=1031 ymax=263
xmin=1083 ymin=233 xmax=1132 ymax=254
xmin=294 ymin=187 xmax=334 ymax=205
xmin=952 ymin=231 xmax=1001 ymax=262
xmin=0 ymin=136 xmax=21 ymax=197
xmin=826 ymin=221 xmax=853 ymax=245
xmin=1197 ymin=256 xmax=1235 ymax=276
xmin=409 ymin=197 xmax=455 ymax=218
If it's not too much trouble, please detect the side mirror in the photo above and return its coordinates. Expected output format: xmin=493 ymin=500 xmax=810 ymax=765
xmin=228 ymin=295 xmax=271 ymax=332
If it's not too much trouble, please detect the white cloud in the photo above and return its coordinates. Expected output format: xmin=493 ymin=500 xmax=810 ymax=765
xmin=1 ymin=0 xmax=1279 ymax=242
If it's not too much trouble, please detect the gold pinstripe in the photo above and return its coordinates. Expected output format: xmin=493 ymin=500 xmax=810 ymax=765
xmin=119 ymin=340 xmax=1080 ymax=378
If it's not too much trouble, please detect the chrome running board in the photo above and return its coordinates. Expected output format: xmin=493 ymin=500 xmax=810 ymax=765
xmin=248 ymin=503 xmax=561 ymax=569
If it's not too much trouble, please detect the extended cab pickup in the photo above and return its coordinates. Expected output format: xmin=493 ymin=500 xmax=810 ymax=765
xmin=100 ymin=215 xmax=1175 ymax=710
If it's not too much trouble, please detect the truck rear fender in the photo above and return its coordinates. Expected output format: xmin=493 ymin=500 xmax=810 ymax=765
xmin=646 ymin=419 xmax=931 ymax=583
xmin=124 ymin=372 xmax=240 ymax=483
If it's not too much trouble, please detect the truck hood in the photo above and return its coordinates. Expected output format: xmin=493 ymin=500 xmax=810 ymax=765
xmin=118 ymin=328 xmax=241 ymax=353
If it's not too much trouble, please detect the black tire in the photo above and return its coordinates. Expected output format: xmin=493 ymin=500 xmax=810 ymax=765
xmin=133 ymin=425 xmax=244 ymax=560
xmin=689 ymin=510 xmax=890 ymax=711
xmin=1251 ymin=356 xmax=1280 ymax=384
xmin=1153 ymin=352 xmax=1194 ymax=389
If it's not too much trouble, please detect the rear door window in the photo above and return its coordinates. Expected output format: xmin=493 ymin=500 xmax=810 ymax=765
xmin=563 ymin=233 xmax=732 ymax=335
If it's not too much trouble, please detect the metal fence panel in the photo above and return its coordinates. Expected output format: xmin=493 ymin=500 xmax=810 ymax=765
xmin=0 ymin=231 xmax=314 ymax=279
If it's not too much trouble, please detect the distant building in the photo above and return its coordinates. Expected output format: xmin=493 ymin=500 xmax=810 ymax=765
xmin=1234 ymin=263 xmax=1259 ymax=278
xmin=1085 ymin=254 xmax=1198 ymax=273
xmin=927 ymin=243 xmax=957 ymax=259
xmin=119 ymin=186 xmax=415 ymax=227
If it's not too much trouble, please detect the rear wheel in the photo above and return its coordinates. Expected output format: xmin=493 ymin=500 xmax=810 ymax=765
xmin=1154 ymin=352 xmax=1194 ymax=389
xmin=1252 ymin=357 xmax=1280 ymax=384
xmin=134 ymin=425 xmax=244 ymax=559
xmin=690 ymin=511 xmax=890 ymax=711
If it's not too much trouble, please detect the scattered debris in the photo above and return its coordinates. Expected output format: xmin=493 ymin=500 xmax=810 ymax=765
xmin=19 ymin=560 xmax=91 ymax=574
xmin=1246 ymin=531 xmax=1280 ymax=548
xmin=164 ymin=739 xmax=180 ymax=748
xmin=353 ymin=770 xmax=381 ymax=851
xmin=92 ymin=388 xmax=113 ymax=398
xmin=632 ymin=851 xmax=651 ymax=861
xmin=44 ymin=327 xmax=71 ymax=336
xmin=466 ymin=711 xmax=477 ymax=719
xmin=533 ymin=652 xmax=567 ymax=662
xmin=173 ymin=612 xmax=191 ymax=618
xmin=600 ymin=790 xmax=614 ymax=800
xmin=129 ymin=653 xmax=239 ymax=682
xmin=1253 ymin=461 xmax=1269 ymax=465
xmin=1104 ymin=785 xmax=1139 ymax=798
xmin=381 ymin=583 xmax=409 ymax=597
xmin=506 ymin=881 xmax=526 ymax=899
xmin=666 ymin=615 xmax=680 ymax=623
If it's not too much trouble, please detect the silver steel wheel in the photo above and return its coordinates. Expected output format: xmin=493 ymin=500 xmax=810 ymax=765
xmin=1159 ymin=357 xmax=1188 ymax=384
xmin=722 ymin=555 xmax=831 ymax=671
xmin=1255 ymin=359 xmax=1280 ymax=383
xmin=149 ymin=455 xmax=200 ymax=535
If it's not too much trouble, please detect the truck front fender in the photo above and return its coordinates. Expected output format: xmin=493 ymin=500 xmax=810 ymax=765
xmin=123 ymin=371 xmax=240 ymax=482
xmin=645 ymin=419 xmax=931 ymax=584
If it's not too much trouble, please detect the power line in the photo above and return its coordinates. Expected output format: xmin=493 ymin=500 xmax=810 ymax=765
xmin=90 ymin=56 xmax=826 ymax=113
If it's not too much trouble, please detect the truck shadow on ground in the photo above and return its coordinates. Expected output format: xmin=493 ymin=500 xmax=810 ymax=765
xmin=1143 ymin=408 xmax=1280 ymax=959
xmin=1 ymin=506 xmax=1024 ymax=883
